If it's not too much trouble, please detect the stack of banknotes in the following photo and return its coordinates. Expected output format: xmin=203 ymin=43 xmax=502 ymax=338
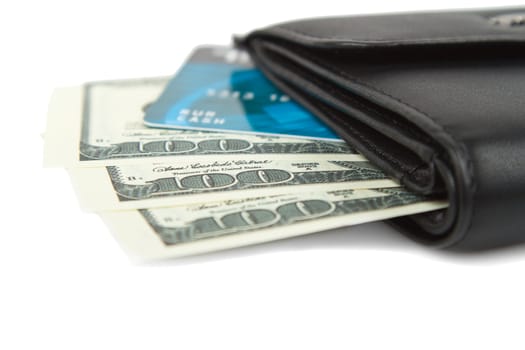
xmin=43 ymin=46 xmax=447 ymax=261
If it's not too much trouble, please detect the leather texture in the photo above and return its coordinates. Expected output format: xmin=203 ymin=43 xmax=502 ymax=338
xmin=237 ymin=7 xmax=525 ymax=250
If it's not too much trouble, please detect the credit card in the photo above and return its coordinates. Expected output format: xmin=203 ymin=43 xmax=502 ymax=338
xmin=143 ymin=46 xmax=341 ymax=141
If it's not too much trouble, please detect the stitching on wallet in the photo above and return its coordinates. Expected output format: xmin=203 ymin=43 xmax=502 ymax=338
xmin=272 ymin=25 xmax=525 ymax=45
xmin=308 ymin=80 xmax=421 ymax=174
xmin=286 ymin=70 xmax=414 ymax=173
xmin=314 ymin=102 xmax=411 ymax=175
xmin=253 ymin=45 xmax=412 ymax=175
xmin=260 ymin=44 xmax=431 ymax=176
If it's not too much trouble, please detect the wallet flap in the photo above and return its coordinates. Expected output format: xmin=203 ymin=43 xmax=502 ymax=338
xmin=252 ymin=8 xmax=525 ymax=48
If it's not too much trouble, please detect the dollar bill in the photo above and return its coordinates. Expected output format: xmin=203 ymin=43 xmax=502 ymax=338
xmin=100 ymin=188 xmax=448 ymax=261
xmin=43 ymin=78 xmax=354 ymax=167
xmin=69 ymin=156 xmax=400 ymax=210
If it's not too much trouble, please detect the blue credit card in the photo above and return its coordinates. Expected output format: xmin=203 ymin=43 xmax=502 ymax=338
xmin=143 ymin=46 xmax=341 ymax=141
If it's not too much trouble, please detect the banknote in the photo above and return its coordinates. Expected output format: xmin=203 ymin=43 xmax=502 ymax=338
xmin=69 ymin=156 xmax=400 ymax=210
xmin=43 ymin=77 xmax=354 ymax=167
xmin=100 ymin=188 xmax=448 ymax=261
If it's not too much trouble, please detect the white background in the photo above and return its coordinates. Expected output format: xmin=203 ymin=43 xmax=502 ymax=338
xmin=1 ymin=1 xmax=525 ymax=349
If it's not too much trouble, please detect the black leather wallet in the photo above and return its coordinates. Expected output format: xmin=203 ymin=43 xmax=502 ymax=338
xmin=237 ymin=8 xmax=525 ymax=250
